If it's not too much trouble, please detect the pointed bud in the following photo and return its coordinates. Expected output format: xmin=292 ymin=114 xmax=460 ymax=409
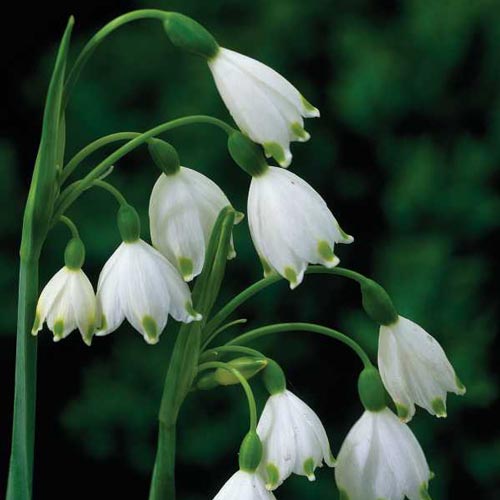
xmin=64 ymin=238 xmax=85 ymax=270
xmin=148 ymin=139 xmax=180 ymax=175
xmin=228 ymin=132 xmax=268 ymax=177
xmin=358 ymin=367 xmax=386 ymax=412
xmin=238 ymin=431 xmax=263 ymax=472
xmin=214 ymin=357 xmax=268 ymax=386
xmin=117 ymin=204 xmax=141 ymax=242
xmin=360 ymin=279 xmax=399 ymax=326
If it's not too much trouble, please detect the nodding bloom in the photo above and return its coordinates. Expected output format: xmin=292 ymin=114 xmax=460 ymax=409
xmin=208 ymin=47 xmax=319 ymax=167
xmin=96 ymin=239 xmax=200 ymax=344
xmin=32 ymin=266 xmax=97 ymax=346
xmin=378 ymin=315 xmax=466 ymax=422
xmin=335 ymin=408 xmax=432 ymax=500
xmin=248 ymin=166 xmax=353 ymax=289
xmin=213 ymin=471 xmax=276 ymax=500
xmin=257 ymin=389 xmax=335 ymax=490
xmin=149 ymin=166 xmax=242 ymax=281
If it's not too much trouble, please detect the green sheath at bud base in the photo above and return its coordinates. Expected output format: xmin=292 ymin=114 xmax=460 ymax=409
xmin=148 ymin=138 xmax=180 ymax=175
xmin=263 ymin=359 xmax=286 ymax=395
xmin=358 ymin=367 xmax=386 ymax=412
xmin=360 ymin=279 xmax=399 ymax=326
xmin=228 ymin=132 xmax=269 ymax=177
xmin=64 ymin=238 xmax=85 ymax=269
xmin=163 ymin=13 xmax=219 ymax=59
xmin=215 ymin=357 xmax=268 ymax=386
xmin=239 ymin=431 xmax=263 ymax=472
xmin=118 ymin=204 xmax=141 ymax=243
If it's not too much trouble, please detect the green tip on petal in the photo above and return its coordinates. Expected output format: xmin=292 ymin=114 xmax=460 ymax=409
xmin=291 ymin=122 xmax=310 ymax=141
xmin=263 ymin=142 xmax=287 ymax=167
xmin=99 ymin=314 xmax=108 ymax=332
xmin=260 ymin=256 xmax=274 ymax=278
xmin=142 ymin=315 xmax=159 ymax=344
xmin=178 ymin=256 xmax=194 ymax=281
xmin=419 ymin=483 xmax=433 ymax=500
xmin=337 ymin=223 xmax=354 ymax=243
xmin=303 ymin=457 xmax=316 ymax=481
xmin=265 ymin=463 xmax=280 ymax=490
xmin=338 ymin=489 xmax=350 ymax=500
xmin=429 ymin=471 xmax=436 ymax=480
xmin=32 ymin=312 xmax=41 ymax=334
xmin=185 ymin=302 xmax=202 ymax=321
xmin=234 ymin=211 xmax=245 ymax=224
xmin=431 ymin=398 xmax=447 ymax=418
xmin=284 ymin=266 xmax=299 ymax=289
xmin=301 ymin=95 xmax=320 ymax=117
xmin=53 ymin=319 xmax=65 ymax=341
xmin=396 ymin=403 xmax=410 ymax=421
xmin=317 ymin=240 xmax=339 ymax=267
xmin=455 ymin=375 xmax=467 ymax=395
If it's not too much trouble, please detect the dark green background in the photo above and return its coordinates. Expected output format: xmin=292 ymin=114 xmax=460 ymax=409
xmin=1 ymin=1 xmax=499 ymax=498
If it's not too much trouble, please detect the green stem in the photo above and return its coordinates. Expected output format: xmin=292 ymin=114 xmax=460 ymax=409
xmin=6 ymin=255 xmax=39 ymax=500
xmin=63 ymin=10 xmax=169 ymax=108
xmin=227 ymin=322 xmax=373 ymax=369
xmin=197 ymin=362 xmax=258 ymax=430
xmin=61 ymin=132 xmax=139 ymax=183
xmin=59 ymin=215 xmax=79 ymax=238
xmin=92 ymin=179 xmax=128 ymax=206
xmin=52 ymin=115 xmax=234 ymax=222
xmin=202 ymin=266 xmax=367 ymax=347
xmin=199 ymin=344 xmax=265 ymax=364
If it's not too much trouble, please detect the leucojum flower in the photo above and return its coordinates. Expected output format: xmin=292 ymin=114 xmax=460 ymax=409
xmin=96 ymin=204 xmax=201 ymax=344
xmin=32 ymin=238 xmax=97 ymax=346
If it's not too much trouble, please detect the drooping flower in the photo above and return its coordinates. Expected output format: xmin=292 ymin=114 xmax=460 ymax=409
xmin=335 ymin=408 xmax=432 ymax=500
xmin=257 ymin=389 xmax=335 ymax=490
xmin=213 ymin=470 xmax=276 ymax=500
xmin=149 ymin=166 xmax=241 ymax=281
xmin=248 ymin=166 xmax=353 ymax=288
xmin=378 ymin=315 xmax=466 ymax=422
xmin=208 ymin=47 xmax=319 ymax=167
xmin=96 ymin=239 xmax=200 ymax=344
xmin=32 ymin=266 xmax=97 ymax=346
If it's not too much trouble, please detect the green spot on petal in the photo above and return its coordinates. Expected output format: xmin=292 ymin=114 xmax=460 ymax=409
xmin=178 ymin=257 xmax=194 ymax=281
xmin=396 ymin=403 xmax=410 ymax=421
xmin=338 ymin=489 xmax=350 ymax=500
xmin=337 ymin=223 xmax=354 ymax=243
xmin=301 ymin=95 xmax=319 ymax=116
xmin=53 ymin=319 xmax=64 ymax=340
xmin=32 ymin=312 xmax=41 ymax=334
xmin=284 ymin=266 xmax=298 ymax=287
xmin=431 ymin=398 xmax=447 ymax=417
xmin=455 ymin=374 xmax=466 ymax=394
xmin=100 ymin=314 xmax=107 ymax=331
xmin=317 ymin=240 xmax=337 ymax=264
xmin=419 ymin=483 xmax=433 ymax=500
xmin=303 ymin=457 xmax=316 ymax=481
xmin=291 ymin=122 xmax=309 ymax=141
xmin=142 ymin=315 xmax=159 ymax=344
xmin=185 ymin=301 xmax=202 ymax=321
xmin=260 ymin=256 xmax=273 ymax=277
xmin=263 ymin=142 xmax=286 ymax=166
xmin=265 ymin=463 xmax=280 ymax=489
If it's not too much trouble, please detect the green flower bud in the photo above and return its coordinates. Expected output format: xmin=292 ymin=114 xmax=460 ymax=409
xmin=228 ymin=132 xmax=269 ymax=177
xmin=360 ymin=279 xmax=398 ymax=326
xmin=358 ymin=367 xmax=386 ymax=412
xmin=64 ymin=238 xmax=85 ymax=269
xmin=117 ymin=204 xmax=141 ymax=243
xmin=239 ymin=431 xmax=263 ymax=472
xmin=215 ymin=357 xmax=268 ymax=386
xmin=196 ymin=372 xmax=220 ymax=391
xmin=148 ymin=138 xmax=180 ymax=175
xmin=263 ymin=359 xmax=286 ymax=395
xmin=163 ymin=13 xmax=219 ymax=59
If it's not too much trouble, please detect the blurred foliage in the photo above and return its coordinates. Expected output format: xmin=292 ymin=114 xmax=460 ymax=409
xmin=2 ymin=0 xmax=500 ymax=498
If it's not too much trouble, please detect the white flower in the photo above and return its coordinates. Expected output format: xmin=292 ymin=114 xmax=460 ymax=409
xmin=96 ymin=239 xmax=200 ymax=344
xmin=213 ymin=470 xmax=276 ymax=500
xmin=149 ymin=167 xmax=241 ymax=281
xmin=248 ymin=166 xmax=353 ymax=288
xmin=208 ymin=47 xmax=319 ymax=167
xmin=378 ymin=315 xmax=466 ymax=422
xmin=32 ymin=267 xmax=97 ymax=346
xmin=257 ymin=389 xmax=334 ymax=490
xmin=335 ymin=408 xmax=432 ymax=500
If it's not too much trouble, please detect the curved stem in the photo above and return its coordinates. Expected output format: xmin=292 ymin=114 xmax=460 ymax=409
xmin=198 ymin=361 xmax=258 ymax=430
xmin=227 ymin=322 xmax=373 ymax=369
xmin=52 ymin=115 xmax=235 ymax=223
xmin=59 ymin=215 xmax=79 ymax=239
xmin=203 ymin=266 xmax=367 ymax=347
xmin=61 ymin=132 xmax=140 ymax=184
xmin=63 ymin=10 xmax=168 ymax=108
xmin=199 ymin=345 xmax=265 ymax=364
xmin=92 ymin=179 xmax=128 ymax=206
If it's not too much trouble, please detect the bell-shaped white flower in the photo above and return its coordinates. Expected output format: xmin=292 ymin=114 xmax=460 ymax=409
xmin=257 ymin=389 xmax=335 ymax=490
xmin=96 ymin=239 xmax=200 ymax=344
xmin=32 ymin=266 xmax=97 ymax=346
xmin=248 ymin=166 xmax=353 ymax=289
xmin=213 ymin=470 xmax=276 ymax=500
xmin=149 ymin=167 xmax=241 ymax=281
xmin=335 ymin=408 xmax=432 ymax=500
xmin=208 ymin=47 xmax=319 ymax=167
xmin=378 ymin=315 xmax=466 ymax=422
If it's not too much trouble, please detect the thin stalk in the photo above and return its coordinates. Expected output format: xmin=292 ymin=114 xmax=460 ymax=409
xmin=227 ymin=322 xmax=373 ymax=369
xmin=202 ymin=266 xmax=367 ymax=347
xmin=198 ymin=362 xmax=258 ymax=430
xmin=199 ymin=344 xmax=265 ymax=364
xmin=59 ymin=215 xmax=80 ymax=238
xmin=92 ymin=179 xmax=128 ymax=206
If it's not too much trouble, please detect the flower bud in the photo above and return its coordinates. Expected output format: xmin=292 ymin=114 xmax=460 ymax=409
xmin=64 ymin=238 xmax=85 ymax=269
xmin=238 ymin=431 xmax=263 ymax=472
xmin=214 ymin=357 xmax=268 ymax=386
xmin=360 ymin=279 xmax=398 ymax=326
xmin=163 ymin=13 xmax=219 ymax=59
xmin=228 ymin=132 xmax=268 ymax=177
xmin=358 ymin=367 xmax=386 ymax=412
xmin=117 ymin=204 xmax=141 ymax=242
xmin=148 ymin=138 xmax=180 ymax=175
xmin=262 ymin=359 xmax=286 ymax=395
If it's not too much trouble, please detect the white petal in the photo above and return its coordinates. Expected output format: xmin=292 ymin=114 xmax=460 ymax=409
xmin=67 ymin=270 xmax=97 ymax=344
xmin=213 ymin=471 xmax=276 ymax=500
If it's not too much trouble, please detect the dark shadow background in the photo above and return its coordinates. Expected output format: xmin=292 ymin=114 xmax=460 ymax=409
xmin=1 ymin=1 xmax=499 ymax=498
